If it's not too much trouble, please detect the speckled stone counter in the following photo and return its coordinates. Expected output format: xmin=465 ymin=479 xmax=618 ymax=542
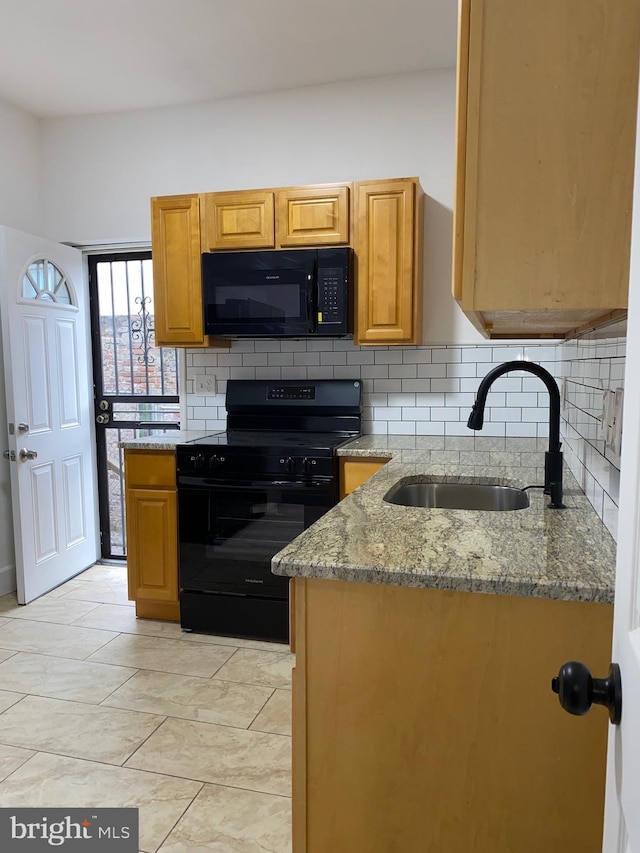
xmin=272 ymin=435 xmax=616 ymax=603
xmin=119 ymin=430 xmax=220 ymax=450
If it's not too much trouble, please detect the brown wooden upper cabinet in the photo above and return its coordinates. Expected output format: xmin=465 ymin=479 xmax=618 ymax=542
xmin=151 ymin=194 xmax=211 ymax=347
xmin=151 ymin=178 xmax=424 ymax=346
xmin=201 ymin=190 xmax=276 ymax=250
xmin=276 ymin=184 xmax=350 ymax=246
xmin=452 ymin=0 xmax=640 ymax=339
xmin=354 ymin=178 xmax=423 ymax=345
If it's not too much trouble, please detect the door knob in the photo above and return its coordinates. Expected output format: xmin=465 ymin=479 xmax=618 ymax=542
xmin=17 ymin=422 xmax=29 ymax=434
xmin=551 ymin=661 xmax=622 ymax=724
xmin=18 ymin=448 xmax=38 ymax=462
xmin=96 ymin=413 xmax=110 ymax=424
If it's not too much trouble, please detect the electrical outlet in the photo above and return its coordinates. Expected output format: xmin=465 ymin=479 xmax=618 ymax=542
xmin=600 ymin=389 xmax=615 ymax=440
xmin=195 ymin=375 xmax=216 ymax=395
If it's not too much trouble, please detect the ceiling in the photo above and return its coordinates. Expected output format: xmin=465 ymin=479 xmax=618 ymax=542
xmin=0 ymin=0 xmax=458 ymax=118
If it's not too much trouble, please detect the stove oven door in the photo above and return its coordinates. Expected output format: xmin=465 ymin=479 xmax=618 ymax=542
xmin=177 ymin=476 xmax=335 ymax=598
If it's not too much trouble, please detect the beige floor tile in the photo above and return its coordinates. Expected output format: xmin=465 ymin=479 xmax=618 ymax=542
xmin=249 ymin=690 xmax=291 ymax=736
xmin=0 ymin=617 xmax=10 ymax=629
xmin=0 ymin=752 xmax=202 ymax=853
xmin=126 ymin=717 xmax=291 ymax=797
xmin=0 ymin=594 xmax=18 ymax=612
xmin=0 ymin=649 xmax=17 ymax=664
xmin=0 ymin=620 xmax=117 ymax=660
xmin=0 ymin=744 xmax=35 ymax=783
xmin=0 ymin=596 xmax=101 ymax=625
xmin=0 ymin=695 xmax=165 ymax=765
xmin=72 ymin=604 xmax=185 ymax=639
xmin=181 ymin=632 xmax=291 ymax=654
xmin=41 ymin=579 xmax=90 ymax=599
xmin=0 ymin=691 xmax=25 ymax=714
xmin=87 ymin=634 xmax=235 ymax=678
xmin=76 ymin=564 xmax=129 ymax=584
xmin=103 ymin=670 xmax=273 ymax=729
xmin=59 ymin=579 xmax=133 ymax=606
xmin=159 ymin=783 xmax=291 ymax=853
xmin=213 ymin=649 xmax=294 ymax=690
xmin=0 ymin=652 xmax=137 ymax=703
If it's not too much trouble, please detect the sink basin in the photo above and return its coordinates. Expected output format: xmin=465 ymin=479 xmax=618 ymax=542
xmin=383 ymin=480 xmax=530 ymax=511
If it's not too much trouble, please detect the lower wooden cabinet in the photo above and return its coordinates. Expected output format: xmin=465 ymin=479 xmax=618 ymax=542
xmin=124 ymin=450 xmax=180 ymax=621
xmin=291 ymin=577 xmax=612 ymax=853
xmin=339 ymin=456 xmax=389 ymax=499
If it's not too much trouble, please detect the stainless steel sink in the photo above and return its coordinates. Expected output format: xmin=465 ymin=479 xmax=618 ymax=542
xmin=383 ymin=480 xmax=530 ymax=511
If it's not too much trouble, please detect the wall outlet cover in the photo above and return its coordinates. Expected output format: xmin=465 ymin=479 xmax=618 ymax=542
xmin=195 ymin=375 xmax=216 ymax=395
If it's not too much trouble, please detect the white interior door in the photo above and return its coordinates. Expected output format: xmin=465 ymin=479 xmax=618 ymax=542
xmin=0 ymin=226 xmax=99 ymax=603
xmin=602 ymin=79 xmax=640 ymax=851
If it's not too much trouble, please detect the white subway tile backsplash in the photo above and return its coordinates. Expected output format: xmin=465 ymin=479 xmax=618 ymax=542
xmin=280 ymin=340 xmax=308 ymax=352
xmin=401 ymin=407 xmax=430 ymax=421
xmin=269 ymin=353 xmax=295 ymax=367
xmin=462 ymin=346 xmax=494 ymax=362
xmin=432 ymin=347 xmax=462 ymax=363
xmin=446 ymin=363 xmax=478 ymax=378
xmin=242 ymin=353 xmax=268 ymax=366
xmin=183 ymin=336 xmax=624 ymax=539
xmin=388 ymin=393 xmax=416 ymax=407
xmin=387 ymin=420 xmax=416 ymax=434
xmin=506 ymin=392 xmax=539 ymax=407
xmin=417 ymin=363 xmax=447 ymax=378
xmin=217 ymin=354 xmax=243 ymax=367
xmin=431 ymin=378 xmax=460 ymax=393
xmin=374 ymin=350 xmax=404 ymax=364
xmin=431 ymin=407 xmax=460 ymax=422
xmin=389 ymin=364 xmax=418 ymax=379
xmin=320 ymin=351 xmax=347 ymax=366
xmin=375 ymin=379 xmax=401 ymax=392
xmin=403 ymin=349 xmax=432 ymax=364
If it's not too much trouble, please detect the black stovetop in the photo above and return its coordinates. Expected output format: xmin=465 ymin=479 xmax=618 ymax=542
xmin=184 ymin=430 xmax=354 ymax=452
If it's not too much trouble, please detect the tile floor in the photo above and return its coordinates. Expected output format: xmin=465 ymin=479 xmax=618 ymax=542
xmin=0 ymin=563 xmax=293 ymax=852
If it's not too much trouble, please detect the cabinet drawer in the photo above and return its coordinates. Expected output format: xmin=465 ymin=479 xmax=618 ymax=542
xmin=125 ymin=451 xmax=176 ymax=488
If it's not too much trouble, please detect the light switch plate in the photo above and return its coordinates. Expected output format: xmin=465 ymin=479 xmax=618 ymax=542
xmin=195 ymin=375 xmax=216 ymax=395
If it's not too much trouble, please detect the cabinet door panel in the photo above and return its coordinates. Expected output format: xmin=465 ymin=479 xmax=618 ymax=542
xmin=453 ymin=0 xmax=640 ymax=338
xmin=126 ymin=487 xmax=178 ymax=604
xmin=354 ymin=180 xmax=418 ymax=344
xmin=202 ymin=191 xmax=275 ymax=250
xmin=339 ymin=458 xmax=389 ymax=500
xmin=277 ymin=186 xmax=349 ymax=246
xmin=152 ymin=195 xmax=206 ymax=346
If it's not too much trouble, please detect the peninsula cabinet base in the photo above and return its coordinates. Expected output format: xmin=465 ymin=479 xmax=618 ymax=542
xmin=291 ymin=577 xmax=613 ymax=853
xmin=134 ymin=599 xmax=180 ymax=621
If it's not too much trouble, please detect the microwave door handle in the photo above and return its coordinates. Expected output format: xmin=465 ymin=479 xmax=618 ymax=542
xmin=306 ymin=264 xmax=316 ymax=332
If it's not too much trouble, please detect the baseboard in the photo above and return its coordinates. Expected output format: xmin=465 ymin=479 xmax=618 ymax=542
xmin=0 ymin=563 xmax=16 ymax=597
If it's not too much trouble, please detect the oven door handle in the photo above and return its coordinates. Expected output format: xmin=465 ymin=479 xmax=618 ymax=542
xmin=177 ymin=475 xmax=334 ymax=491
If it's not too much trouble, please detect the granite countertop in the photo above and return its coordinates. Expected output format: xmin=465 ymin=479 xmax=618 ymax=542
xmin=273 ymin=435 xmax=617 ymax=604
xmin=119 ymin=431 xmax=220 ymax=449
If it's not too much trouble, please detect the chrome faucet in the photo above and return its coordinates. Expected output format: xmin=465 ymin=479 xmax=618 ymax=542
xmin=467 ymin=360 xmax=565 ymax=509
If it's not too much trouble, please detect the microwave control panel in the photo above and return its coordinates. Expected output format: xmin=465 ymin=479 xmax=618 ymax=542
xmin=317 ymin=267 xmax=346 ymax=327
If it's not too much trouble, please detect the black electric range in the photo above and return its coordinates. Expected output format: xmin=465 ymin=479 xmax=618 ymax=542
xmin=176 ymin=379 xmax=362 ymax=642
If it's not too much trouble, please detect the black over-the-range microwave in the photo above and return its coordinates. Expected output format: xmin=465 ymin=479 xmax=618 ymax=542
xmin=202 ymin=247 xmax=353 ymax=338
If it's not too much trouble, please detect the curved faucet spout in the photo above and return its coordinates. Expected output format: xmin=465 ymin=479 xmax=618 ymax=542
xmin=467 ymin=361 xmax=565 ymax=508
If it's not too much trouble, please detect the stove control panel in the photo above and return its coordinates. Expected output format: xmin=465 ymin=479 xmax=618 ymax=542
xmin=267 ymin=385 xmax=315 ymax=400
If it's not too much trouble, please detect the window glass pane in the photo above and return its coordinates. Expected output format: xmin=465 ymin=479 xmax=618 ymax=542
xmin=22 ymin=259 xmax=74 ymax=306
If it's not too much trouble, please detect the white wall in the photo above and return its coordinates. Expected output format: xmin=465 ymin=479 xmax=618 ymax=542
xmin=0 ymin=98 xmax=42 ymax=235
xmin=41 ymin=70 xmax=484 ymax=345
xmin=0 ymin=96 xmax=43 ymax=592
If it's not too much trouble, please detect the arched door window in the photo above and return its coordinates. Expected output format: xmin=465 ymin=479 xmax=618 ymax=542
xmin=22 ymin=259 xmax=75 ymax=306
